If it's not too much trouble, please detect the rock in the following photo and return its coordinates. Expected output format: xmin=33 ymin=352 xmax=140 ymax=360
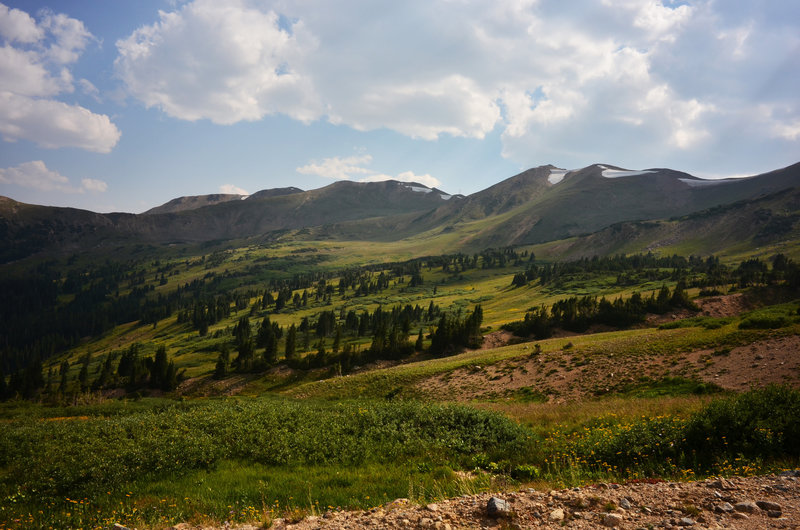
xmin=487 ymin=497 xmax=512 ymax=518
xmin=425 ymin=503 xmax=439 ymax=512
xmin=756 ymin=500 xmax=781 ymax=512
xmin=714 ymin=502 xmax=734 ymax=513
xmin=619 ymin=497 xmax=632 ymax=509
xmin=570 ymin=496 xmax=588 ymax=508
xmin=549 ymin=508 xmax=565 ymax=521
xmin=709 ymin=478 xmax=734 ymax=490
xmin=731 ymin=512 xmax=749 ymax=520
xmin=114 ymin=525 xmax=131 ymax=530
xmin=677 ymin=517 xmax=696 ymax=526
xmin=779 ymin=469 xmax=800 ymax=477
xmin=603 ymin=513 xmax=624 ymax=527
xmin=734 ymin=501 xmax=758 ymax=513
xmin=768 ymin=510 xmax=782 ymax=518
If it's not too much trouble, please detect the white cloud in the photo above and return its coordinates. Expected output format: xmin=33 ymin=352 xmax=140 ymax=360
xmin=80 ymin=178 xmax=108 ymax=192
xmin=116 ymin=0 xmax=799 ymax=174
xmin=0 ymin=160 xmax=107 ymax=193
xmin=219 ymin=184 xmax=249 ymax=195
xmin=297 ymin=155 xmax=374 ymax=181
xmin=0 ymin=3 xmax=120 ymax=152
xmin=0 ymin=4 xmax=42 ymax=43
xmin=0 ymin=92 xmax=120 ymax=152
xmin=297 ymin=154 xmax=441 ymax=188
xmin=115 ymin=0 xmax=320 ymax=125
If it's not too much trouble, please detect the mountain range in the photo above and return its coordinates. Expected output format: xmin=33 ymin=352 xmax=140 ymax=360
xmin=1 ymin=161 xmax=799 ymax=263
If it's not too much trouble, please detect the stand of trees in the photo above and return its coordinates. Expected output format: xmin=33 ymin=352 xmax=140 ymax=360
xmin=504 ymin=282 xmax=697 ymax=339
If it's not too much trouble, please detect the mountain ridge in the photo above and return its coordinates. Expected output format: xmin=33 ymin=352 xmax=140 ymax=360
xmin=2 ymin=162 xmax=799 ymax=263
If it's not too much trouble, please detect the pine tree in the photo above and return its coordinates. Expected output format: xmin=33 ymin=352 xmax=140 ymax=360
xmin=149 ymin=346 xmax=168 ymax=389
xmin=0 ymin=367 xmax=7 ymax=400
xmin=214 ymin=345 xmax=230 ymax=379
xmin=58 ymin=360 xmax=69 ymax=394
xmin=332 ymin=326 xmax=341 ymax=354
xmin=285 ymin=324 xmax=297 ymax=360
xmin=78 ymin=352 xmax=91 ymax=393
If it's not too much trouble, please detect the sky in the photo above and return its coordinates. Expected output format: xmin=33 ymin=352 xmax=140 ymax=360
xmin=0 ymin=0 xmax=798 ymax=213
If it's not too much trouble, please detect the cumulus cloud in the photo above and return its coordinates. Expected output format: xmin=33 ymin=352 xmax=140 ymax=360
xmin=297 ymin=154 xmax=441 ymax=188
xmin=219 ymin=184 xmax=249 ymax=195
xmin=0 ymin=160 xmax=107 ymax=193
xmin=0 ymin=3 xmax=120 ymax=152
xmin=117 ymin=0 xmax=799 ymax=173
xmin=115 ymin=0 xmax=320 ymax=125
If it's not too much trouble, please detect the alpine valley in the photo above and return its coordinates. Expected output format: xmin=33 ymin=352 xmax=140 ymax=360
xmin=2 ymin=161 xmax=800 ymax=529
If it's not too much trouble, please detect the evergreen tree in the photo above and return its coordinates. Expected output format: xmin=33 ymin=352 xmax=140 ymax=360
xmin=58 ymin=360 xmax=69 ymax=394
xmin=0 ymin=367 xmax=7 ymax=400
xmin=78 ymin=352 xmax=91 ymax=393
xmin=415 ymin=328 xmax=424 ymax=351
xmin=149 ymin=345 xmax=168 ymax=389
xmin=233 ymin=316 xmax=254 ymax=371
xmin=285 ymin=324 xmax=297 ymax=360
xmin=332 ymin=326 xmax=341 ymax=354
xmin=214 ymin=345 xmax=230 ymax=379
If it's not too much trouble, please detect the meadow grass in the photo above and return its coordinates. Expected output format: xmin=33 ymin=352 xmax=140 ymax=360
xmin=2 ymin=387 xmax=798 ymax=528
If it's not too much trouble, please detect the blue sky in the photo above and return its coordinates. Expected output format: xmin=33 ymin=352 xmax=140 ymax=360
xmin=0 ymin=0 xmax=798 ymax=213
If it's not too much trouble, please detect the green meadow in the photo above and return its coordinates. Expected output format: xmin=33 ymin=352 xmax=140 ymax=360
xmin=2 ymin=239 xmax=800 ymax=529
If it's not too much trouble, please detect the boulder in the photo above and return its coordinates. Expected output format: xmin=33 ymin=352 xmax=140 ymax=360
xmin=487 ymin=497 xmax=512 ymax=518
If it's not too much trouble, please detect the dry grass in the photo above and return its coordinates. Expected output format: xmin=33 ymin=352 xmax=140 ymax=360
xmin=478 ymin=394 xmax=713 ymax=434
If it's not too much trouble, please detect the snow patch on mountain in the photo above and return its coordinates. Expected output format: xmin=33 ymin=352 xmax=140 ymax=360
xmin=548 ymin=169 xmax=569 ymax=184
xmin=679 ymin=178 xmax=727 ymax=187
xmin=600 ymin=166 xmax=656 ymax=178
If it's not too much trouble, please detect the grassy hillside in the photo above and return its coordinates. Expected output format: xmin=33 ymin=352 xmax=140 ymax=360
xmin=3 ymin=180 xmax=800 ymax=528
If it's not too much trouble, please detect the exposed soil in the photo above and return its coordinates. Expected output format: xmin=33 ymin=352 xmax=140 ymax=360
xmin=234 ymin=473 xmax=800 ymax=529
xmin=427 ymin=294 xmax=798 ymax=403
xmin=416 ymin=334 xmax=800 ymax=403
xmin=177 ymin=374 xmax=261 ymax=397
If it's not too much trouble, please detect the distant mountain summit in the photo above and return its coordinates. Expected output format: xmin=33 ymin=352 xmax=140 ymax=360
xmin=1 ymin=162 xmax=798 ymax=262
xmin=144 ymin=193 xmax=247 ymax=215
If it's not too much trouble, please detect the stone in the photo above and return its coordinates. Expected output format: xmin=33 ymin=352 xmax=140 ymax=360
xmin=677 ymin=517 xmax=696 ymax=526
xmin=709 ymin=478 xmax=734 ymax=490
xmin=731 ymin=512 xmax=749 ymax=520
xmin=549 ymin=508 xmax=565 ymax=521
xmin=487 ymin=497 xmax=512 ymax=518
xmin=425 ymin=503 xmax=440 ymax=512
xmin=114 ymin=525 xmax=132 ymax=530
xmin=714 ymin=502 xmax=734 ymax=513
xmin=756 ymin=500 xmax=781 ymax=512
xmin=734 ymin=501 xmax=758 ymax=513
xmin=779 ymin=469 xmax=800 ymax=477
xmin=619 ymin=497 xmax=632 ymax=509
xmin=602 ymin=513 xmax=623 ymax=527
xmin=767 ymin=510 xmax=782 ymax=518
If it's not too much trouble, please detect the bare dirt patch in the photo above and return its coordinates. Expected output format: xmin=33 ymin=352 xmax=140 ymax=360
xmin=177 ymin=374 xmax=260 ymax=397
xmin=415 ymin=334 xmax=800 ymax=404
xmin=691 ymin=335 xmax=800 ymax=391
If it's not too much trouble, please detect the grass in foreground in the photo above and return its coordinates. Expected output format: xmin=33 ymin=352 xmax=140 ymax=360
xmin=1 ymin=386 xmax=799 ymax=529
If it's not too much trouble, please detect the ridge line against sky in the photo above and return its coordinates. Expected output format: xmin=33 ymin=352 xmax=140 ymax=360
xmin=0 ymin=0 xmax=798 ymax=213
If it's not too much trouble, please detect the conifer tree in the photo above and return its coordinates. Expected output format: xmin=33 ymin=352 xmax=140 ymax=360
xmin=285 ymin=324 xmax=297 ymax=360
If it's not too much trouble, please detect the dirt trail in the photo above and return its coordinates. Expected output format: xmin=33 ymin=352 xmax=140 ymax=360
xmin=177 ymin=473 xmax=800 ymax=529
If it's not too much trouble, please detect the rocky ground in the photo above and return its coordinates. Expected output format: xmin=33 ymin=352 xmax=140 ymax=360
xmin=167 ymin=473 xmax=800 ymax=530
